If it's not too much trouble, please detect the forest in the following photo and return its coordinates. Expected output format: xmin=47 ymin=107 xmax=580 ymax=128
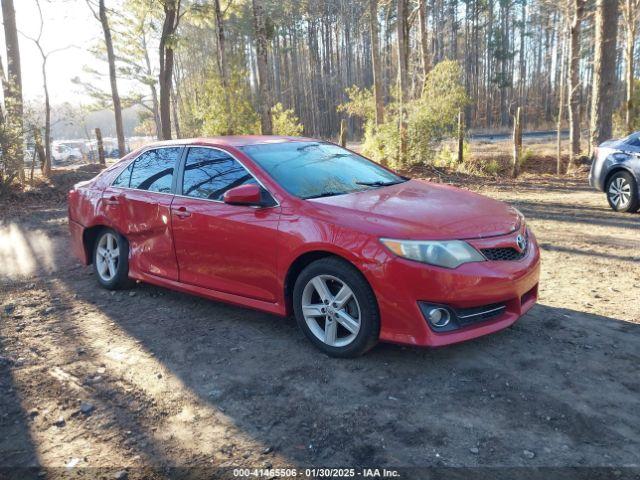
xmin=0 ymin=0 xmax=637 ymax=185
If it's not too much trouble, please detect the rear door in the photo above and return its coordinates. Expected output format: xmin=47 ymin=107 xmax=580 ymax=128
xmin=104 ymin=146 xmax=182 ymax=281
xmin=171 ymin=146 xmax=281 ymax=302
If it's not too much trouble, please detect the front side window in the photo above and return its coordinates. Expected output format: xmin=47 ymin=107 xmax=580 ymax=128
xmin=182 ymin=147 xmax=255 ymax=200
xmin=128 ymin=147 xmax=180 ymax=193
xmin=239 ymin=142 xmax=405 ymax=199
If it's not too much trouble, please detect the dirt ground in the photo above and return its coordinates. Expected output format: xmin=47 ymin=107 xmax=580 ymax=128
xmin=1 ymin=160 xmax=639 ymax=479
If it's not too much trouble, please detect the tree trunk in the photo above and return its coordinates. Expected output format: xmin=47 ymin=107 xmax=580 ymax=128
xmin=557 ymin=26 xmax=568 ymax=175
xmin=141 ymin=31 xmax=161 ymax=139
xmin=33 ymin=128 xmax=46 ymax=176
xmin=418 ymin=0 xmax=430 ymax=89
xmin=339 ymin=119 xmax=347 ymax=147
xmin=42 ymin=57 xmax=51 ymax=177
xmin=396 ymin=0 xmax=409 ymax=162
xmin=252 ymin=0 xmax=273 ymax=135
xmin=159 ymin=1 xmax=179 ymax=140
xmin=1 ymin=0 xmax=24 ymax=183
xmin=568 ymin=0 xmax=585 ymax=168
xmin=98 ymin=0 xmax=125 ymax=157
xmin=171 ymin=81 xmax=181 ymax=138
xmin=213 ymin=0 xmax=233 ymax=134
xmin=623 ymin=0 xmax=637 ymax=135
xmin=590 ymin=0 xmax=620 ymax=152
xmin=369 ymin=0 xmax=384 ymax=125
xmin=457 ymin=108 xmax=464 ymax=163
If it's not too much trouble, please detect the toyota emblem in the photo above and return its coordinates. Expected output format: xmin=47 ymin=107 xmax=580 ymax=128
xmin=516 ymin=234 xmax=526 ymax=252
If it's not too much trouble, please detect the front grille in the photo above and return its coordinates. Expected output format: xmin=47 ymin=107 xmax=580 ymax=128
xmin=481 ymin=247 xmax=526 ymax=261
xmin=481 ymin=233 xmax=528 ymax=261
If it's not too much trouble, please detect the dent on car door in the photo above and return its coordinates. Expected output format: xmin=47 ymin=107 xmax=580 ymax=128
xmin=171 ymin=146 xmax=281 ymax=302
xmin=103 ymin=147 xmax=182 ymax=281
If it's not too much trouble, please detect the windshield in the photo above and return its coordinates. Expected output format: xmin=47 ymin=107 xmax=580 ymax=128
xmin=239 ymin=141 xmax=406 ymax=199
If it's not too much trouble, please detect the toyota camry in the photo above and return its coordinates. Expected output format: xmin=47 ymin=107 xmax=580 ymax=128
xmin=68 ymin=136 xmax=540 ymax=357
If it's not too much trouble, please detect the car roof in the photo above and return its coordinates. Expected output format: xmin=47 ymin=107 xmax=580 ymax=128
xmin=140 ymin=135 xmax=318 ymax=149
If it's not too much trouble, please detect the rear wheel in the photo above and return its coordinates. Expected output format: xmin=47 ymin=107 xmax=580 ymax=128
xmin=93 ymin=228 xmax=131 ymax=290
xmin=293 ymin=257 xmax=379 ymax=357
xmin=606 ymin=171 xmax=639 ymax=213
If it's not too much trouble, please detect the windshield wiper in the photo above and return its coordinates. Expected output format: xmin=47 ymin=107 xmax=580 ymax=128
xmin=297 ymin=143 xmax=320 ymax=151
xmin=355 ymin=179 xmax=406 ymax=187
xmin=303 ymin=191 xmax=345 ymax=199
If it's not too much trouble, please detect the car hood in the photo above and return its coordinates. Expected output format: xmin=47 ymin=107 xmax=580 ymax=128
xmin=308 ymin=179 xmax=521 ymax=240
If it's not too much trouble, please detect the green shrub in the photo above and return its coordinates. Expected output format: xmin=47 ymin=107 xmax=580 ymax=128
xmin=338 ymin=60 xmax=469 ymax=168
xmin=181 ymin=68 xmax=259 ymax=137
xmin=271 ymin=102 xmax=304 ymax=136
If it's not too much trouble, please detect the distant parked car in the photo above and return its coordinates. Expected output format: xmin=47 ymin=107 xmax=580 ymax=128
xmin=590 ymin=133 xmax=640 ymax=212
xmin=52 ymin=144 xmax=82 ymax=164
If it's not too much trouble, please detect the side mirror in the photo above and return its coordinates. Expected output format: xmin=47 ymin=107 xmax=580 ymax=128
xmin=223 ymin=184 xmax=263 ymax=206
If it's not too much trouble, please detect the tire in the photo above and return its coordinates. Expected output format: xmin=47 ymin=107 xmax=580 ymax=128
xmin=293 ymin=257 xmax=380 ymax=358
xmin=92 ymin=228 xmax=132 ymax=290
xmin=606 ymin=171 xmax=640 ymax=213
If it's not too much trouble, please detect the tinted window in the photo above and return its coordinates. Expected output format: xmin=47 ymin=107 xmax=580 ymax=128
xmin=239 ymin=142 xmax=404 ymax=199
xmin=624 ymin=134 xmax=640 ymax=147
xmin=182 ymin=147 xmax=255 ymax=200
xmin=112 ymin=163 xmax=132 ymax=187
xmin=129 ymin=148 xmax=180 ymax=193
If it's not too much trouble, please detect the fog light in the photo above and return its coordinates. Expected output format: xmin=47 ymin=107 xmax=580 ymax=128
xmin=425 ymin=307 xmax=451 ymax=328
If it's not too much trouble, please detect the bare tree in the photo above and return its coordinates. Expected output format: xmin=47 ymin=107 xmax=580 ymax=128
xmin=590 ymin=0 xmax=620 ymax=152
xmin=20 ymin=0 xmax=75 ymax=176
xmin=86 ymin=0 xmax=126 ymax=156
xmin=621 ymin=0 xmax=640 ymax=135
xmin=567 ymin=0 xmax=585 ymax=169
xmin=1 ymin=0 xmax=24 ymax=183
xmin=252 ymin=0 xmax=272 ymax=134
xmin=369 ymin=0 xmax=384 ymax=124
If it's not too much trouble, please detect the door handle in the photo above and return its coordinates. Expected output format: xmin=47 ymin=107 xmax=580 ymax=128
xmin=106 ymin=196 xmax=119 ymax=206
xmin=174 ymin=206 xmax=191 ymax=218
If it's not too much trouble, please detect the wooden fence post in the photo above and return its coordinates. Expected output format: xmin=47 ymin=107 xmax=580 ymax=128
xmin=95 ymin=128 xmax=106 ymax=166
xmin=457 ymin=108 xmax=464 ymax=163
xmin=339 ymin=119 xmax=347 ymax=147
xmin=512 ymin=107 xmax=522 ymax=178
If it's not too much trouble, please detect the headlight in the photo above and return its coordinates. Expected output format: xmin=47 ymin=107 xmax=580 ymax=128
xmin=380 ymin=238 xmax=485 ymax=269
xmin=509 ymin=207 xmax=525 ymax=229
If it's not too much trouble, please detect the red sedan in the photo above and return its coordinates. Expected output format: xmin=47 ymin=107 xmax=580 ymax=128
xmin=68 ymin=136 xmax=540 ymax=357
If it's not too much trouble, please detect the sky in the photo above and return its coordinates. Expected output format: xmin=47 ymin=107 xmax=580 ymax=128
xmin=0 ymin=0 xmax=130 ymax=105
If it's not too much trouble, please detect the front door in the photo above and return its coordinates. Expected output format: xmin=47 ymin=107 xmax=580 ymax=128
xmin=171 ymin=146 xmax=281 ymax=302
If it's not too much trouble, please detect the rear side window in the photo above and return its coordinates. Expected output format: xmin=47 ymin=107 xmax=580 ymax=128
xmin=182 ymin=147 xmax=255 ymax=200
xmin=112 ymin=163 xmax=133 ymax=187
xmin=128 ymin=147 xmax=181 ymax=193
xmin=625 ymin=135 xmax=640 ymax=147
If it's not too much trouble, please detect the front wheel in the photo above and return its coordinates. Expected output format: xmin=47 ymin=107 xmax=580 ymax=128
xmin=606 ymin=171 xmax=639 ymax=213
xmin=293 ymin=257 xmax=380 ymax=357
xmin=93 ymin=228 xmax=131 ymax=290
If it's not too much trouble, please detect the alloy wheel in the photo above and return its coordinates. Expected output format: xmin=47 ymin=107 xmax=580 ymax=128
xmin=96 ymin=232 xmax=120 ymax=282
xmin=608 ymin=176 xmax=632 ymax=208
xmin=301 ymin=274 xmax=361 ymax=347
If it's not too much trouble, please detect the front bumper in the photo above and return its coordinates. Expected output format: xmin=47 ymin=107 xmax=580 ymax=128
xmin=367 ymin=229 xmax=541 ymax=347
